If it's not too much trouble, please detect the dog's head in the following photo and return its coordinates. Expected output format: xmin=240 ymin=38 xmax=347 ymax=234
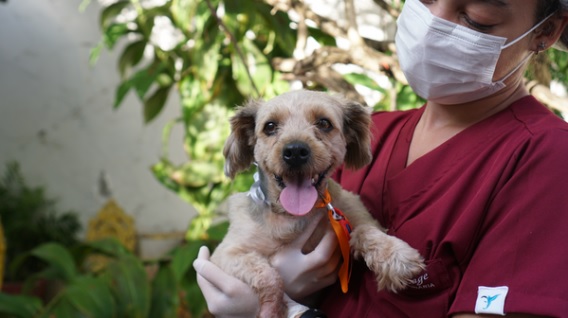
xmin=223 ymin=90 xmax=372 ymax=216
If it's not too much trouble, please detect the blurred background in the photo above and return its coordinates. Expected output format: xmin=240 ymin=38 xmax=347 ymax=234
xmin=0 ymin=0 xmax=193 ymax=259
xmin=0 ymin=0 xmax=566 ymax=317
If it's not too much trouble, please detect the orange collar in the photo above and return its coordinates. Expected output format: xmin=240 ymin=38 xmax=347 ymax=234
xmin=316 ymin=188 xmax=352 ymax=293
xmin=315 ymin=189 xmax=332 ymax=209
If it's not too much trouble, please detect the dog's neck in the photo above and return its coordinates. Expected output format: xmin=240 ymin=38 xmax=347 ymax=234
xmin=247 ymin=167 xmax=270 ymax=206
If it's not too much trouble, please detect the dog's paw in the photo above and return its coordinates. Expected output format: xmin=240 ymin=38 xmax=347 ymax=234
xmin=353 ymin=229 xmax=424 ymax=292
xmin=374 ymin=238 xmax=425 ymax=292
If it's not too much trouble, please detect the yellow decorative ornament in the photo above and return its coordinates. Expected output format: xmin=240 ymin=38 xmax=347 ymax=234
xmin=85 ymin=199 xmax=136 ymax=272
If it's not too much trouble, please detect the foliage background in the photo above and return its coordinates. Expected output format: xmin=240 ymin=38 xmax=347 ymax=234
xmin=91 ymin=0 xmax=568 ymax=241
xmin=1 ymin=1 xmax=565 ymax=317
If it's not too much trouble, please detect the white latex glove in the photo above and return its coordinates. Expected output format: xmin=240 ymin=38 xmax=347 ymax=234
xmin=271 ymin=212 xmax=341 ymax=302
xmin=193 ymin=246 xmax=260 ymax=318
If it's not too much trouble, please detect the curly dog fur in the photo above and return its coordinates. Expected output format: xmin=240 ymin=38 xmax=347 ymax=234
xmin=211 ymin=90 xmax=424 ymax=317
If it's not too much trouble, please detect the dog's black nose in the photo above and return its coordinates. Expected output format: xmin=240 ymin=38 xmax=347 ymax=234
xmin=283 ymin=141 xmax=311 ymax=167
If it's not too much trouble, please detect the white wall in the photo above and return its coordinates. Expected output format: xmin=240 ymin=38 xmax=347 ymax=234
xmin=0 ymin=0 xmax=194 ymax=259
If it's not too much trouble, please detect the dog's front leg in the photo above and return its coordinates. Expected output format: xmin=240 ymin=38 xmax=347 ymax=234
xmin=332 ymin=186 xmax=425 ymax=292
xmin=216 ymin=250 xmax=288 ymax=318
xmin=349 ymin=221 xmax=425 ymax=292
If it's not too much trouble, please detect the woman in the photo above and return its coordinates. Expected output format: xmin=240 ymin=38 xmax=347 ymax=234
xmin=193 ymin=0 xmax=568 ymax=316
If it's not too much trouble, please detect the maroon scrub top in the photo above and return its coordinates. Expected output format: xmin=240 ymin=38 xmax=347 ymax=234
xmin=322 ymin=96 xmax=568 ymax=317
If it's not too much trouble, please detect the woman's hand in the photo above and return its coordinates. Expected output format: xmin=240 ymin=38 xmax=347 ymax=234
xmin=271 ymin=212 xmax=341 ymax=302
xmin=193 ymin=246 xmax=260 ymax=318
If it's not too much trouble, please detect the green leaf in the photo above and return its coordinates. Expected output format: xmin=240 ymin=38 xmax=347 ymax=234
xmin=57 ymin=276 xmax=116 ymax=318
xmin=104 ymin=255 xmax=150 ymax=318
xmin=343 ymin=73 xmax=384 ymax=92
xmin=100 ymin=0 xmax=131 ymax=29
xmin=308 ymin=26 xmax=337 ymax=47
xmin=231 ymin=38 xmax=272 ymax=97
xmin=0 ymin=293 xmax=42 ymax=318
xmin=149 ymin=265 xmax=178 ymax=318
xmin=103 ymin=23 xmax=131 ymax=49
xmin=144 ymin=85 xmax=172 ymax=123
xmin=179 ymin=76 xmax=208 ymax=121
xmin=78 ymin=0 xmax=91 ymax=13
xmin=118 ymin=40 xmax=147 ymax=79
xmin=191 ymin=29 xmax=222 ymax=94
xmin=176 ymin=161 xmax=224 ymax=187
xmin=155 ymin=73 xmax=173 ymax=87
xmin=131 ymin=62 xmax=166 ymax=100
xmin=29 ymin=242 xmax=77 ymax=283
xmin=150 ymin=160 xmax=182 ymax=194
xmin=170 ymin=0 xmax=200 ymax=35
xmin=81 ymin=237 xmax=133 ymax=258
xmin=206 ymin=221 xmax=229 ymax=242
xmin=89 ymin=41 xmax=104 ymax=66
xmin=183 ymin=282 xmax=207 ymax=318
xmin=21 ymin=268 xmax=64 ymax=295
xmin=174 ymin=244 xmax=206 ymax=317
xmin=256 ymin=5 xmax=297 ymax=55
xmin=46 ymin=297 xmax=80 ymax=318
xmin=114 ymin=79 xmax=132 ymax=109
xmin=396 ymin=83 xmax=424 ymax=110
xmin=114 ymin=62 xmax=166 ymax=110
xmin=169 ymin=242 xmax=201 ymax=282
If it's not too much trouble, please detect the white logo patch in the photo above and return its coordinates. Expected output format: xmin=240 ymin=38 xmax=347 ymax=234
xmin=475 ymin=286 xmax=509 ymax=315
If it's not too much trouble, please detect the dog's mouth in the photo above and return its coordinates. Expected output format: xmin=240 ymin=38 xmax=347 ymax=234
xmin=274 ymin=168 xmax=330 ymax=216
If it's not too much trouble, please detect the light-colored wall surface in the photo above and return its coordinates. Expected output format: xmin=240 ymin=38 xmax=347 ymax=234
xmin=0 ymin=0 xmax=194 ymax=259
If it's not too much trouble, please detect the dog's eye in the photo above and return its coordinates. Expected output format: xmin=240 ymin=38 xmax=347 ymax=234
xmin=263 ymin=122 xmax=278 ymax=135
xmin=315 ymin=118 xmax=333 ymax=132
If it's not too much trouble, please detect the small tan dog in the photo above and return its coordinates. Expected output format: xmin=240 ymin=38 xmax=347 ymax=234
xmin=211 ymin=90 xmax=424 ymax=317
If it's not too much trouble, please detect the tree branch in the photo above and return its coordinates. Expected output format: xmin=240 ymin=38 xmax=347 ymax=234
xmin=344 ymin=0 xmax=365 ymax=46
xmin=266 ymin=0 xmax=406 ymax=100
xmin=264 ymin=0 xmax=349 ymax=39
xmin=292 ymin=0 xmax=309 ymax=59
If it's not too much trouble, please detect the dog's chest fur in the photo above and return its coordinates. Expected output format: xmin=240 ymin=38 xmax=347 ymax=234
xmin=223 ymin=192 xmax=325 ymax=255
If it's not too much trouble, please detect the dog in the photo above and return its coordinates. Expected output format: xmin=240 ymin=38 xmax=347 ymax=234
xmin=211 ymin=90 xmax=424 ymax=317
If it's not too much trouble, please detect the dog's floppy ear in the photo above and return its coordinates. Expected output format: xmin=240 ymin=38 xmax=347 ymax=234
xmin=342 ymin=101 xmax=372 ymax=169
xmin=223 ymin=100 xmax=260 ymax=178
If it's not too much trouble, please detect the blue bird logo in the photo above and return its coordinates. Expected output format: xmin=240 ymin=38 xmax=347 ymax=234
xmin=481 ymin=294 xmax=500 ymax=309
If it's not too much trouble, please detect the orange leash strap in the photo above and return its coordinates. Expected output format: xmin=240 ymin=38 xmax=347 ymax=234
xmin=316 ymin=189 xmax=353 ymax=293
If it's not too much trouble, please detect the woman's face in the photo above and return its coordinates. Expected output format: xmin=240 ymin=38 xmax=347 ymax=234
xmin=419 ymin=0 xmax=541 ymax=82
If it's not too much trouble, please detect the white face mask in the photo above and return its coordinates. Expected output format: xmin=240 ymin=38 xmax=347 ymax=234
xmin=395 ymin=0 xmax=553 ymax=105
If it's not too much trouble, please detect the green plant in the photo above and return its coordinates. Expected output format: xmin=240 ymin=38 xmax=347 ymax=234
xmin=0 ymin=222 xmax=228 ymax=318
xmin=88 ymin=0 xmax=431 ymax=242
xmin=0 ymin=162 xmax=81 ymax=283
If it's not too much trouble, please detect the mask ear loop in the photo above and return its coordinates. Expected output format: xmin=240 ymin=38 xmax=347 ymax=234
xmin=502 ymin=12 xmax=556 ymax=49
xmin=497 ymin=13 xmax=556 ymax=82
xmin=494 ymin=50 xmax=536 ymax=84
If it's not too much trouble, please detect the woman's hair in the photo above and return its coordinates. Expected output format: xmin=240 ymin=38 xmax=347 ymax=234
xmin=537 ymin=0 xmax=568 ymax=50
xmin=537 ymin=0 xmax=563 ymax=19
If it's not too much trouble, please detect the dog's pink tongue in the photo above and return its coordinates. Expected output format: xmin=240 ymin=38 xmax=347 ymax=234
xmin=280 ymin=177 xmax=318 ymax=216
